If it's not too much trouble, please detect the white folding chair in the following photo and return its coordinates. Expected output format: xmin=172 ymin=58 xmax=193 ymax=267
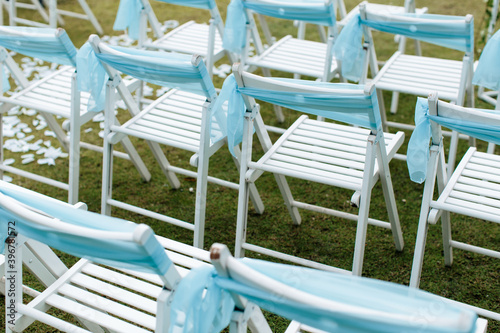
xmin=223 ymin=0 xmax=342 ymax=124
xmin=0 ymin=181 xmax=270 ymax=332
xmin=197 ymin=243 xmax=488 ymax=333
xmin=407 ymin=93 xmax=500 ymax=322
xmin=218 ymin=64 xmax=405 ymax=276
xmin=341 ymin=3 xmax=475 ymax=175
xmin=81 ymin=35 xmax=264 ymax=248
xmin=113 ymin=0 xmax=231 ymax=79
xmin=0 ymin=26 xmax=148 ymax=204
xmin=3 ymin=0 xmax=103 ymax=34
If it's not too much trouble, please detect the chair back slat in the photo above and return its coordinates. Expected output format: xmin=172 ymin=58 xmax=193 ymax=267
xmin=155 ymin=0 xmax=216 ymax=9
xmin=0 ymin=26 xmax=77 ymax=67
xmin=362 ymin=10 xmax=474 ymax=53
xmin=236 ymin=70 xmax=381 ymax=131
xmin=241 ymin=0 xmax=336 ymax=26
xmin=77 ymin=36 xmax=216 ymax=112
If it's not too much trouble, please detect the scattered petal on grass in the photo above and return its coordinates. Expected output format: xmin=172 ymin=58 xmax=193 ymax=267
xmin=23 ymin=109 xmax=37 ymax=116
xmin=84 ymin=128 xmax=93 ymax=133
xmin=2 ymin=175 xmax=12 ymax=182
xmin=3 ymin=158 xmax=15 ymax=166
xmin=22 ymin=156 xmax=35 ymax=164
xmin=38 ymin=158 xmax=56 ymax=165
xmin=44 ymin=130 xmax=56 ymax=138
xmin=92 ymin=113 xmax=105 ymax=122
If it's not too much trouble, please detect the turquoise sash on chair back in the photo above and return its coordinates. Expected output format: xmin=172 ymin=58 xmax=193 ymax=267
xmin=0 ymin=26 xmax=77 ymax=67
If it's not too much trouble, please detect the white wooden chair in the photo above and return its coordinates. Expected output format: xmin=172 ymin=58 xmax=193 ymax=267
xmin=0 ymin=26 xmax=149 ymax=204
xmin=407 ymin=93 xmax=500 ymax=322
xmin=347 ymin=3 xmax=475 ymax=175
xmin=82 ymin=35 xmax=263 ymax=248
xmin=2 ymin=0 xmax=102 ymax=34
xmin=114 ymin=0 xmax=231 ymax=79
xmin=0 ymin=181 xmax=270 ymax=332
xmin=220 ymin=64 xmax=405 ymax=276
xmin=223 ymin=0 xmax=342 ymax=124
xmin=206 ymin=243 xmax=488 ymax=333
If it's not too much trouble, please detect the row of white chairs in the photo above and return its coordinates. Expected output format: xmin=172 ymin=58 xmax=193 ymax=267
xmin=0 ymin=180 xmax=490 ymax=332
xmin=0 ymin=0 xmax=498 ymax=330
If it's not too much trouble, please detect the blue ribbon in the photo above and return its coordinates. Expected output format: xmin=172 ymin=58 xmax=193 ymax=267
xmin=473 ymin=29 xmax=500 ymax=91
xmin=407 ymin=97 xmax=500 ymax=183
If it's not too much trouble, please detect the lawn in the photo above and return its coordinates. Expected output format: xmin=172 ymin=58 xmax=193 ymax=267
xmin=0 ymin=0 xmax=498 ymax=332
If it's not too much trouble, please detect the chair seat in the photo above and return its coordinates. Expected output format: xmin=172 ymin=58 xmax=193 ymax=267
xmin=145 ymin=20 xmax=225 ymax=60
xmin=17 ymin=237 xmax=210 ymax=333
xmin=246 ymin=36 xmax=339 ymax=79
xmin=247 ymin=115 xmax=405 ymax=192
xmin=430 ymin=147 xmax=500 ymax=223
xmin=112 ymin=89 xmax=208 ymax=153
xmin=0 ymin=66 xmax=92 ymax=120
xmin=374 ymin=52 xmax=465 ymax=102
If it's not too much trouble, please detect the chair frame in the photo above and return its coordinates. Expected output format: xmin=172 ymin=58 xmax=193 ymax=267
xmin=360 ymin=3 xmax=475 ymax=175
xmin=0 ymin=27 xmax=148 ymax=204
xmin=1 ymin=181 xmax=270 ymax=333
xmin=210 ymin=243 xmax=489 ymax=333
xmin=231 ymin=64 xmax=405 ymax=276
xmin=88 ymin=35 xmax=263 ymax=248
xmin=136 ymin=0 xmax=232 ymax=79
xmin=409 ymin=93 xmax=500 ymax=322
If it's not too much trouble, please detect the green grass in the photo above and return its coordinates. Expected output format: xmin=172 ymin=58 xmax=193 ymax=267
xmin=0 ymin=0 xmax=499 ymax=332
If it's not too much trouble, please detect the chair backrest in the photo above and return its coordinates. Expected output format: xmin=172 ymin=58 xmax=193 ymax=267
xmin=334 ymin=2 xmax=474 ymax=82
xmin=212 ymin=63 xmax=382 ymax=156
xmin=0 ymin=184 xmax=180 ymax=287
xmin=77 ymin=34 xmax=217 ymax=112
xmin=207 ymin=243 xmax=478 ymax=333
xmin=0 ymin=26 xmax=77 ymax=67
xmin=232 ymin=63 xmax=382 ymax=132
xmin=223 ymin=0 xmax=337 ymax=54
xmin=407 ymin=93 xmax=500 ymax=183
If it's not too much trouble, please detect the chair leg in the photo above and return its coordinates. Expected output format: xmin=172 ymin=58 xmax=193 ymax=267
xmin=119 ymin=136 xmax=152 ymax=182
xmin=389 ymin=91 xmax=400 ymax=114
xmin=40 ymin=112 xmax=70 ymax=152
xmin=441 ymin=210 xmax=453 ymax=266
xmin=101 ymin=138 xmax=114 ymax=216
xmin=145 ymin=140 xmax=181 ymax=189
xmin=352 ymin=137 xmax=377 ymax=276
xmin=376 ymin=142 xmax=404 ymax=251
xmin=409 ymin=208 xmax=430 ymax=289
xmin=409 ymin=144 xmax=442 ymax=288
xmin=68 ymin=75 xmax=81 ymax=205
xmin=235 ymin=177 xmax=251 ymax=259
xmin=232 ymin=146 xmax=264 ymax=215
